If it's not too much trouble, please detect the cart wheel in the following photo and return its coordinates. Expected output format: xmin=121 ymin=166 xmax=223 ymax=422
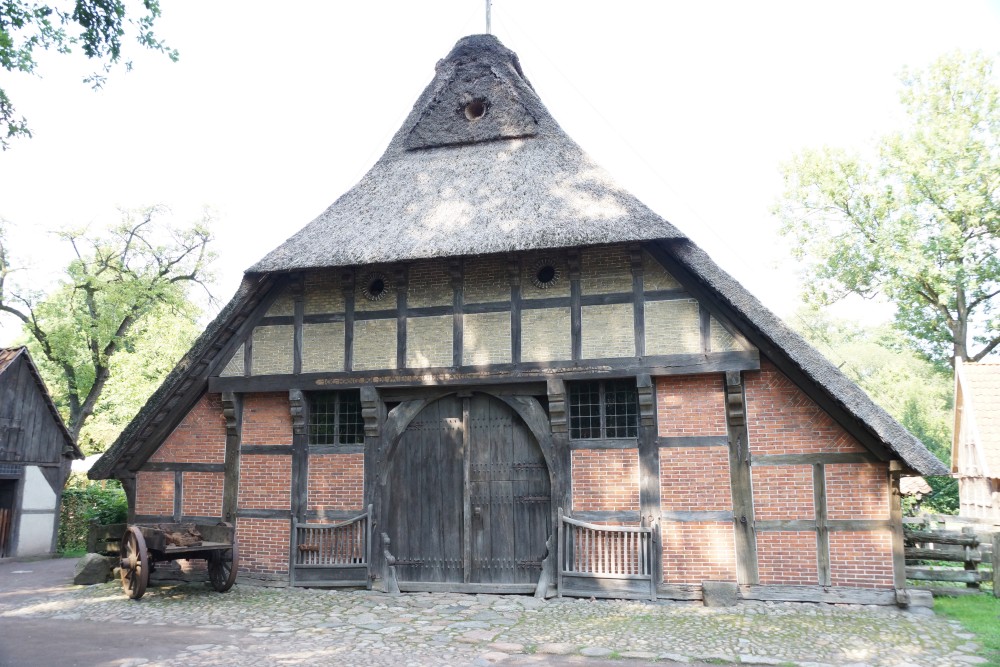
xmin=119 ymin=526 xmax=149 ymax=600
xmin=208 ymin=524 xmax=238 ymax=593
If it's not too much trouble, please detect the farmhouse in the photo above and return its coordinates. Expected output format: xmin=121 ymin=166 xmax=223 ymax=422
xmin=0 ymin=347 xmax=82 ymax=558
xmin=953 ymin=359 xmax=1000 ymax=520
xmin=91 ymin=35 xmax=948 ymax=604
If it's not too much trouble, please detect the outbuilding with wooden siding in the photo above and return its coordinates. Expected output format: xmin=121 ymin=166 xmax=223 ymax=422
xmin=91 ymin=34 xmax=948 ymax=605
xmin=0 ymin=347 xmax=82 ymax=558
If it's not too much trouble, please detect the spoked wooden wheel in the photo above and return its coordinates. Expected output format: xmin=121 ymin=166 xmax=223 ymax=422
xmin=120 ymin=526 xmax=149 ymax=600
xmin=208 ymin=523 xmax=239 ymax=592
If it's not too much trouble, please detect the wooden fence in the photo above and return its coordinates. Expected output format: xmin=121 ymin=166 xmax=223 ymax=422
xmin=903 ymin=514 xmax=999 ymax=597
xmin=87 ymin=521 xmax=126 ymax=555
xmin=557 ymin=508 xmax=656 ymax=601
xmin=290 ymin=506 xmax=372 ymax=588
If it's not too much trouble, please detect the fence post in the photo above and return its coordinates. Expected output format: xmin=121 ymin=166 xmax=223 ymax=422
xmin=993 ymin=533 xmax=1000 ymax=599
xmin=962 ymin=527 xmax=980 ymax=589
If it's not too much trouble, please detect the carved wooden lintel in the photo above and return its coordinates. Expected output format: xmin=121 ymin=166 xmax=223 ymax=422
xmin=221 ymin=392 xmax=240 ymax=438
xmin=725 ymin=371 xmax=746 ymax=430
xmin=547 ymin=378 xmax=567 ymax=434
xmin=288 ymin=389 xmax=306 ymax=435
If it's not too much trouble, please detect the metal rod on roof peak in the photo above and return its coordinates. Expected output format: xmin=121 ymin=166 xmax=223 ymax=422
xmin=486 ymin=0 xmax=492 ymax=34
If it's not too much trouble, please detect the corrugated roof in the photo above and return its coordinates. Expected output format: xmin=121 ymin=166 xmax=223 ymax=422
xmin=964 ymin=362 xmax=1000 ymax=476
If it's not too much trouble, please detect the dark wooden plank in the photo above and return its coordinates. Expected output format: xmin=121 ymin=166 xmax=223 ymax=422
xmin=725 ymin=372 xmax=758 ymax=585
xmin=240 ymin=445 xmax=293 ymax=455
xmin=700 ymin=305 xmax=711 ymax=354
xmin=293 ymin=279 xmax=304 ymax=376
xmin=520 ymin=296 xmax=572 ymax=310
xmin=221 ymin=392 xmax=242 ymax=524
xmin=569 ymin=438 xmax=640 ymax=450
xmin=353 ymin=309 xmax=399 ymax=321
xmin=756 ymin=520 xmax=818 ymax=531
xmin=142 ymin=462 xmax=226 ymax=473
xmin=571 ymin=510 xmax=642 ymax=523
xmin=508 ymin=256 xmax=521 ymax=365
xmin=259 ymin=315 xmax=296 ymax=326
xmin=302 ymin=313 xmax=347 ymax=324
xmin=657 ymin=436 xmax=728 ymax=448
xmin=396 ymin=267 xmax=408 ymax=370
xmin=343 ymin=270 xmax=355 ymax=372
xmin=827 ymin=519 xmax=894 ymax=531
xmin=290 ymin=389 xmax=308 ymax=521
xmin=308 ymin=444 xmax=366 ymax=455
xmin=208 ymin=350 xmax=761 ymax=393
xmin=463 ymin=301 xmax=512 ymax=315
xmin=237 ymin=509 xmax=292 ymax=519
xmin=243 ymin=330 xmax=253 ymax=377
xmin=630 ymin=245 xmax=645 ymax=358
xmin=814 ymin=463 xmax=830 ymax=586
xmin=451 ymin=259 xmax=463 ymax=367
xmin=754 ymin=453 xmax=881 ymax=465
xmin=569 ymin=250 xmax=581 ymax=362
xmin=889 ymin=470 xmax=907 ymax=592
xmin=173 ymin=471 xmax=182 ymax=522
xmin=905 ymin=567 xmax=991 ymax=583
xmin=642 ymin=289 xmax=691 ymax=301
xmin=463 ymin=396 xmax=473 ymax=584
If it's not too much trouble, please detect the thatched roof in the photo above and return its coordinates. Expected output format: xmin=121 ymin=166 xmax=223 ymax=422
xmin=91 ymin=34 xmax=949 ymax=479
xmin=249 ymin=35 xmax=683 ymax=274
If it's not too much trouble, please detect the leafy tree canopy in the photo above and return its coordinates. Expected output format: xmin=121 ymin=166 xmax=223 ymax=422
xmin=1 ymin=0 xmax=177 ymax=149
xmin=0 ymin=207 xmax=214 ymax=445
xmin=794 ymin=307 xmax=958 ymax=514
xmin=776 ymin=51 xmax=1000 ymax=366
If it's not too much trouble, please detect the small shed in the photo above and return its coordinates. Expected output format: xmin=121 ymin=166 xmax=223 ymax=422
xmin=0 ymin=347 xmax=82 ymax=557
xmin=953 ymin=359 xmax=1000 ymax=519
xmin=92 ymin=35 xmax=947 ymax=605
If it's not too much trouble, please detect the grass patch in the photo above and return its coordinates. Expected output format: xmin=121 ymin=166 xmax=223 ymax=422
xmin=59 ymin=548 xmax=87 ymax=558
xmin=934 ymin=595 xmax=1000 ymax=667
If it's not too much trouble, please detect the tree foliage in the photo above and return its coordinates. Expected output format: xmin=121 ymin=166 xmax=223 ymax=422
xmin=0 ymin=207 xmax=214 ymax=445
xmin=1 ymin=0 xmax=177 ymax=149
xmin=794 ymin=307 xmax=958 ymax=514
xmin=777 ymin=51 xmax=1000 ymax=366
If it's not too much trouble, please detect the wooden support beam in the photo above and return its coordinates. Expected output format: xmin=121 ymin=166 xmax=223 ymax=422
xmin=636 ymin=373 xmax=660 ymax=585
xmin=508 ymin=255 xmax=521 ymax=366
xmin=450 ymin=259 xmax=463 ymax=367
xmin=292 ymin=273 xmax=304 ymax=375
xmin=221 ymin=392 xmax=242 ymax=524
xmin=814 ymin=463 xmax=831 ymax=587
xmin=173 ymin=470 xmax=182 ymax=522
xmin=889 ymin=468 xmax=907 ymax=597
xmin=724 ymin=371 xmax=758 ymax=585
xmin=568 ymin=249 xmax=581 ymax=362
xmin=629 ymin=244 xmax=645 ymax=358
xmin=342 ymin=269 xmax=355 ymax=372
xmin=395 ymin=266 xmax=408 ymax=370
xmin=289 ymin=389 xmax=308 ymax=522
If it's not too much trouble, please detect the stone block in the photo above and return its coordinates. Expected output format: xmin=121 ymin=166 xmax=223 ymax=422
xmin=73 ymin=553 xmax=116 ymax=585
xmin=702 ymin=580 xmax=738 ymax=607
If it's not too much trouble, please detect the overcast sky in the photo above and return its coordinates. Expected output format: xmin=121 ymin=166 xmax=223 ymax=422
xmin=2 ymin=0 xmax=999 ymax=346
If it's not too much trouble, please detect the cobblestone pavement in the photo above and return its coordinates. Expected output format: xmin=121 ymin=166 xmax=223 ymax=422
xmin=0 ymin=565 xmax=988 ymax=667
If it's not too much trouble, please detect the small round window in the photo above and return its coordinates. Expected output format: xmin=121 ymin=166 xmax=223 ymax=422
xmin=531 ymin=259 xmax=560 ymax=289
xmin=362 ymin=272 xmax=390 ymax=301
xmin=464 ymin=98 xmax=487 ymax=121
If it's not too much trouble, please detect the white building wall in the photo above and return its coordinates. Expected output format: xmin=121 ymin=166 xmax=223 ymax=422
xmin=14 ymin=466 xmax=58 ymax=557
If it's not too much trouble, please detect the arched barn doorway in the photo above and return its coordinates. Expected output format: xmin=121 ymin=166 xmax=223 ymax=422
xmin=385 ymin=393 xmax=551 ymax=591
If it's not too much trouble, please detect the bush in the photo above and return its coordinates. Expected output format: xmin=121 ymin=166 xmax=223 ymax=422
xmin=58 ymin=475 xmax=128 ymax=553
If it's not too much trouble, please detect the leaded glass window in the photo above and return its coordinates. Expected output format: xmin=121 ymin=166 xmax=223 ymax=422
xmin=568 ymin=379 xmax=638 ymax=440
xmin=308 ymin=391 xmax=364 ymax=445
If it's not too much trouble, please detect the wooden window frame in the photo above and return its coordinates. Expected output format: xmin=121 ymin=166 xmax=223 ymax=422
xmin=568 ymin=379 xmax=639 ymax=443
xmin=307 ymin=390 xmax=364 ymax=447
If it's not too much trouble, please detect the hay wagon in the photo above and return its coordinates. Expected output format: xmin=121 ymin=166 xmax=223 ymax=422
xmin=119 ymin=522 xmax=238 ymax=600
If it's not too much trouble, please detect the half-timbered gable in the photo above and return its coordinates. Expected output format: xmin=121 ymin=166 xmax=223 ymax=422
xmin=92 ymin=34 xmax=948 ymax=605
xmin=953 ymin=359 xmax=1000 ymax=519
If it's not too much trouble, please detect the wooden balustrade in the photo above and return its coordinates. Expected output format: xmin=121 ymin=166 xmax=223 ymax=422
xmin=557 ymin=508 xmax=655 ymax=601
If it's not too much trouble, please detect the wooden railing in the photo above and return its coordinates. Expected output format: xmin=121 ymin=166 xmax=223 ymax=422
xmin=290 ymin=505 xmax=372 ymax=588
xmin=903 ymin=515 xmax=999 ymax=598
xmin=0 ymin=507 xmax=12 ymax=558
xmin=557 ymin=508 xmax=655 ymax=601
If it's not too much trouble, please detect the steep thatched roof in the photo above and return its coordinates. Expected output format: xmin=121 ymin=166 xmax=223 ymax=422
xmin=249 ymin=35 xmax=683 ymax=274
xmin=91 ymin=33 xmax=949 ymax=480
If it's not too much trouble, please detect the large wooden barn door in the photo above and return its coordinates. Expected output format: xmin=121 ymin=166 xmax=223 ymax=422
xmin=387 ymin=393 xmax=551 ymax=590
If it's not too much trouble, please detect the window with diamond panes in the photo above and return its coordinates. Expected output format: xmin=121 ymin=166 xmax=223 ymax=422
xmin=309 ymin=391 xmax=364 ymax=446
xmin=568 ymin=379 xmax=638 ymax=440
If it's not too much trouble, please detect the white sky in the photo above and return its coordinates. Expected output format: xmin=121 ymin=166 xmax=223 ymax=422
xmin=1 ymin=0 xmax=999 ymax=346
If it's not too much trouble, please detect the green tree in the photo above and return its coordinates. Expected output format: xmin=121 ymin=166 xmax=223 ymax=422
xmin=1 ymin=0 xmax=177 ymax=149
xmin=0 ymin=207 xmax=214 ymax=444
xmin=776 ymin=51 xmax=1000 ymax=366
xmin=794 ymin=307 xmax=958 ymax=513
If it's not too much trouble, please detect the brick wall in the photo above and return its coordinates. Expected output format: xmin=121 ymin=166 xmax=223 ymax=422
xmin=237 ymin=517 xmax=290 ymax=574
xmin=756 ymin=531 xmax=818 ymax=585
xmin=181 ymin=471 xmax=224 ymax=517
xmin=752 ymin=465 xmax=814 ymax=519
xmin=660 ymin=447 xmax=731 ymax=512
xmin=242 ymin=393 xmax=292 ymax=446
xmin=135 ymin=471 xmax=173 ymax=515
xmin=661 ymin=521 xmax=736 ymax=583
xmin=308 ymin=453 xmax=364 ymax=512
xmin=656 ymin=375 xmax=727 ymax=437
xmin=744 ymin=361 xmax=866 ymax=455
xmin=826 ymin=463 xmax=889 ymax=520
xmin=149 ymin=393 xmax=226 ymax=463
xmin=353 ymin=319 xmax=397 ymax=370
xmin=407 ymin=315 xmax=453 ymax=368
xmin=571 ymin=449 xmax=639 ymax=512
xmin=239 ymin=454 xmax=291 ymax=510
xmin=829 ymin=531 xmax=893 ymax=588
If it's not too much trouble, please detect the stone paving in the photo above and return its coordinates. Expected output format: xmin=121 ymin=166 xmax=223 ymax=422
xmin=0 ymin=577 xmax=988 ymax=667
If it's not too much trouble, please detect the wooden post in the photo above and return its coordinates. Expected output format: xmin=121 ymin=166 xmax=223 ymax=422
xmin=963 ymin=526 xmax=980 ymax=589
xmin=992 ymin=533 xmax=1000 ymax=599
xmin=221 ymin=393 xmax=243 ymax=524
xmin=724 ymin=371 xmax=758 ymax=585
xmin=888 ymin=466 xmax=908 ymax=603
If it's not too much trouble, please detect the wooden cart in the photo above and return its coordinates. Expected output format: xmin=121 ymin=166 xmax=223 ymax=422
xmin=119 ymin=522 xmax=239 ymax=600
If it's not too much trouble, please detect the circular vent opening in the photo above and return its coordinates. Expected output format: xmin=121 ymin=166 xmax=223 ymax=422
xmin=464 ymin=99 xmax=487 ymax=121
xmin=532 ymin=261 xmax=560 ymax=289
xmin=363 ymin=273 xmax=389 ymax=301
